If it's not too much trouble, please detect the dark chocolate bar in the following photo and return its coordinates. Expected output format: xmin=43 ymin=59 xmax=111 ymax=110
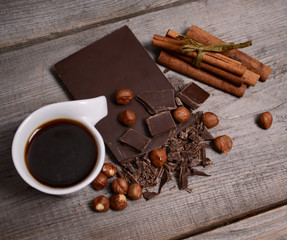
xmin=119 ymin=128 xmax=151 ymax=152
xmin=54 ymin=26 xmax=175 ymax=162
xmin=177 ymin=82 xmax=210 ymax=109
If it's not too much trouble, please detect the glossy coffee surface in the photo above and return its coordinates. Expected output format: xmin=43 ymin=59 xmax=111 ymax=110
xmin=25 ymin=119 xmax=98 ymax=188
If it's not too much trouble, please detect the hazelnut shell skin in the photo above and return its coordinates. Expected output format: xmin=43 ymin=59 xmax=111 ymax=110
xmin=115 ymin=89 xmax=133 ymax=105
xmin=110 ymin=194 xmax=127 ymax=210
xmin=92 ymin=195 xmax=110 ymax=212
xmin=102 ymin=163 xmax=117 ymax=178
xmin=119 ymin=110 xmax=136 ymax=126
xmin=213 ymin=135 xmax=232 ymax=154
xmin=111 ymin=178 xmax=129 ymax=194
xmin=258 ymin=112 xmax=273 ymax=129
xmin=150 ymin=148 xmax=167 ymax=168
xmin=127 ymin=183 xmax=142 ymax=200
xmin=92 ymin=173 xmax=108 ymax=190
xmin=202 ymin=112 xmax=219 ymax=128
xmin=173 ymin=106 xmax=190 ymax=123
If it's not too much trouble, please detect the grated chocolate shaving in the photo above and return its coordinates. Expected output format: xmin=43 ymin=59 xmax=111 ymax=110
xmin=118 ymin=111 xmax=213 ymax=199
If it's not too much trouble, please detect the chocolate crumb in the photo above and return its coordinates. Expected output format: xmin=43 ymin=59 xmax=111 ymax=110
xmin=169 ymin=186 xmax=176 ymax=191
xmin=175 ymin=97 xmax=183 ymax=107
xmin=191 ymin=168 xmax=210 ymax=176
xmin=163 ymin=68 xmax=170 ymax=73
xmin=143 ymin=191 xmax=159 ymax=200
xmin=203 ymin=157 xmax=213 ymax=167
xmin=185 ymin=188 xmax=192 ymax=194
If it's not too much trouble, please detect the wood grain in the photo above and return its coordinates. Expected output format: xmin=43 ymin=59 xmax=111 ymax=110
xmin=190 ymin=205 xmax=287 ymax=240
xmin=0 ymin=0 xmax=182 ymax=52
xmin=0 ymin=0 xmax=287 ymax=239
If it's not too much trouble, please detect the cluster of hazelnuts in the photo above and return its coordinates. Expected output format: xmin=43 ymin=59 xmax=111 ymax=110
xmin=201 ymin=112 xmax=232 ymax=154
xmin=202 ymin=111 xmax=273 ymax=154
xmin=92 ymin=163 xmax=142 ymax=212
xmin=114 ymin=89 xmax=136 ymax=126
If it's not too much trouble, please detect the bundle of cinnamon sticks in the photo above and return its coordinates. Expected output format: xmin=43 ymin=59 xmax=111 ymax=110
xmin=153 ymin=26 xmax=272 ymax=97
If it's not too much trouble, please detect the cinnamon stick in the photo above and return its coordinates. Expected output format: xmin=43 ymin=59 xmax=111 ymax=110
xmin=153 ymin=35 xmax=246 ymax=76
xmin=242 ymin=70 xmax=260 ymax=86
xmin=154 ymin=35 xmax=246 ymax=86
xmin=166 ymin=30 xmax=260 ymax=86
xmin=185 ymin=26 xmax=272 ymax=81
xmin=173 ymin=53 xmax=244 ymax=87
xmin=157 ymin=51 xmax=247 ymax=97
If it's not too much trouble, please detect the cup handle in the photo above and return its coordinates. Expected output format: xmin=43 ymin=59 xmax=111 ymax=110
xmin=79 ymin=96 xmax=108 ymax=126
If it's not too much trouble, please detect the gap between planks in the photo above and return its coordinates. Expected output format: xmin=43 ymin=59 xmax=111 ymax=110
xmin=171 ymin=199 xmax=287 ymax=240
xmin=0 ymin=0 xmax=193 ymax=53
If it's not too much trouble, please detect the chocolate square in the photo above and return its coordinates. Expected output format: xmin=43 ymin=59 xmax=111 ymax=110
xmin=54 ymin=26 xmax=174 ymax=162
xmin=136 ymin=89 xmax=176 ymax=114
xmin=177 ymin=82 xmax=210 ymax=109
xmin=119 ymin=128 xmax=151 ymax=152
xmin=146 ymin=111 xmax=176 ymax=136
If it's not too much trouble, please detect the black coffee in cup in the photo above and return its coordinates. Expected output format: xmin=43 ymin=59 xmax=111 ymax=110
xmin=25 ymin=119 xmax=98 ymax=188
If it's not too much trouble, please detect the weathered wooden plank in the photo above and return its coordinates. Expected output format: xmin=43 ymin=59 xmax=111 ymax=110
xmin=0 ymin=0 xmax=287 ymax=239
xmin=189 ymin=205 xmax=287 ymax=240
xmin=0 ymin=0 xmax=181 ymax=51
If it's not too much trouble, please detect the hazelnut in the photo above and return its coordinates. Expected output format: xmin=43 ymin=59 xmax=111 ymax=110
xmin=110 ymin=194 xmax=127 ymax=210
xmin=119 ymin=110 xmax=136 ymax=126
xmin=111 ymin=178 xmax=129 ymax=194
xmin=92 ymin=195 xmax=110 ymax=212
xmin=173 ymin=106 xmax=190 ymax=123
xmin=92 ymin=173 xmax=108 ymax=190
xmin=127 ymin=183 xmax=142 ymax=200
xmin=213 ymin=135 xmax=232 ymax=154
xmin=102 ymin=163 xmax=117 ymax=178
xmin=115 ymin=89 xmax=133 ymax=105
xmin=258 ymin=112 xmax=273 ymax=129
xmin=202 ymin=112 xmax=219 ymax=128
xmin=150 ymin=148 xmax=167 ymax=168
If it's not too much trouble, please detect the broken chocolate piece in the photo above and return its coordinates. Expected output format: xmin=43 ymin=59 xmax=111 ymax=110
xmin=200 ymin=127 xmax=214 ymax=140
xmin=177 ymin=82 xmax=210 ymax=109
xmin=143 ymin=191 xmax=159 ymax=201
xmin=146 ymin=111 xmax=176 ymax=136
xmin=137 ymin=89 xmax=176 ymax=114
xmin=119 ymin=128 xmax=151 ymax=152
xmin=191 ymin=168 xmax=210 ymax=176
xmin=178 ymin=163 xmax=189 ymax=190
xmin=158 ymin=169 xmax=172 ymax=193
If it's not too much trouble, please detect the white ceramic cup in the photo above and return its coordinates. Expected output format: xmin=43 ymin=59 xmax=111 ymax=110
xmin=12 ymin=96 xmax=108 ymax=195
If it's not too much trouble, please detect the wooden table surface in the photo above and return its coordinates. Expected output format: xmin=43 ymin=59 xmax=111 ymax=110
xmin=1 ymin=0 xmax=287 ymax=239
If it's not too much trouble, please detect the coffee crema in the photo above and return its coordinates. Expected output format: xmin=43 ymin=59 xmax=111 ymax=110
xmin=25 ymin=119 xmax=98 ymax=188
